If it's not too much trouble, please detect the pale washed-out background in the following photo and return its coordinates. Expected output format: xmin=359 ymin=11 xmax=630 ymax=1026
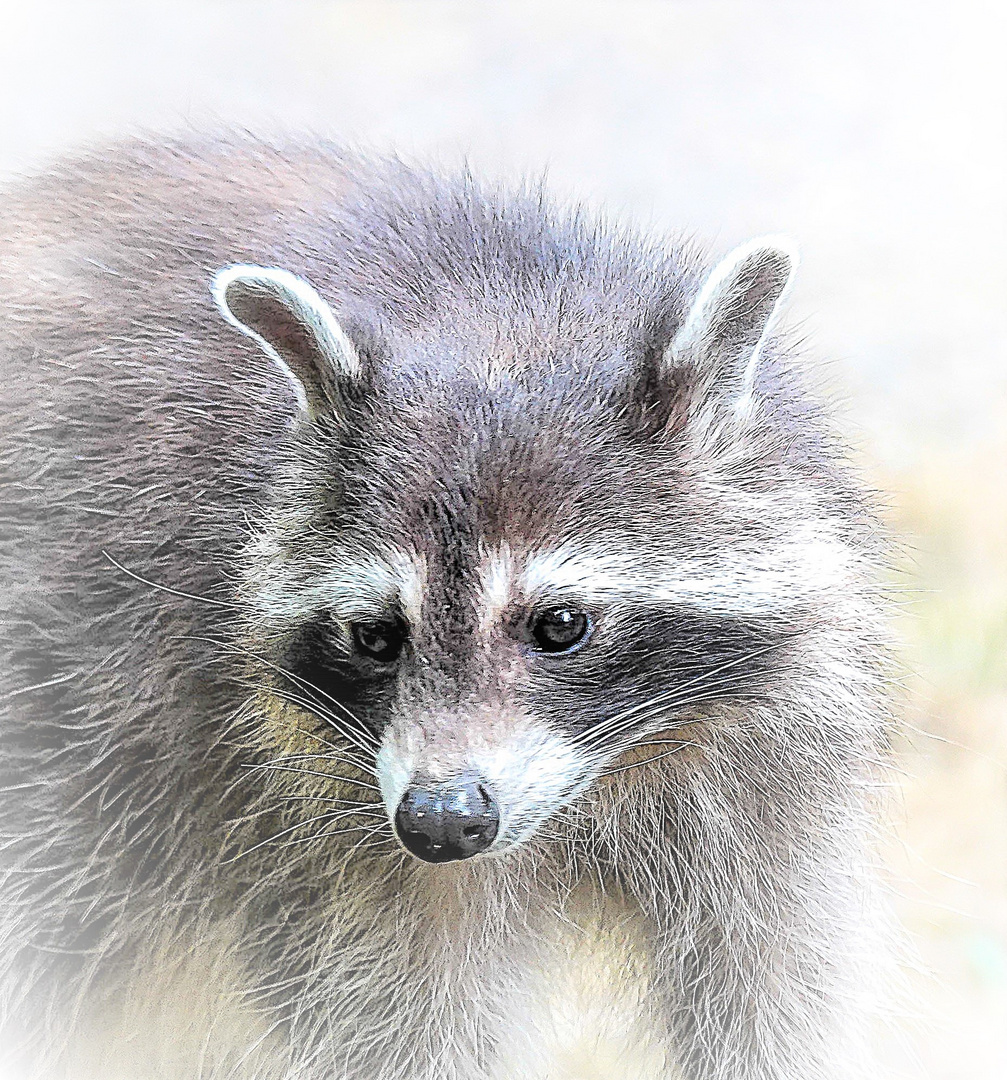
xmin=1 ymin=1 xmax=1004 ymax=1076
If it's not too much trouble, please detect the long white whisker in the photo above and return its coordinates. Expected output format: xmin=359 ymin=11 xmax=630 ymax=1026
xmin=294 ymin=727 xmax=342 ymax=753
xmin=229 ymin=642 xmax=380 ymax=751
xmin=234 ymin=683 xmax=377 ymax=771
xmin=601 ymin=742 xmax=697 ymax=777
xmin=225 ymin=808 xmax=365 ymax=864
xmin=580 ymin=681 xmax=743 ymax=752
xmin=179 ymin=634 xmax=381 ymax=752
xmin=235 ymin=678 xmax=378 ymax=762
xmin=102 ymin=551 xmax=240 ymax=609
xmin=252 ymin=749 xmax=373 ymax=773
xmin=274 ymin=793 xmax=383 ymax=808
xmin=239 ymin=762 xmax=380 ymax=792
xmin=278 ymin=820 xmax=389 ymax=851
xmin=225 ymin=796 xmax=383 ymax=827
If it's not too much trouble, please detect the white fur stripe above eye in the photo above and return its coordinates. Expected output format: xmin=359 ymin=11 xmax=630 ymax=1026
xmin=476 ymin=544 xmax=517 ymax=631
xmin=246 ymin=545 xmax=427 ymax=626
xmin=483 ymin=533 xmax=859 ymax=618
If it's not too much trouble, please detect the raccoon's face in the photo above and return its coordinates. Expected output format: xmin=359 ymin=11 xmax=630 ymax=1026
xmin=214 ymin=240 xmax=859 ymax=864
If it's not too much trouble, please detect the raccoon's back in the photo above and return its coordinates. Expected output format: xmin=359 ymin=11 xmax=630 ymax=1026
xmin=0 ymin=138 xmax=334 ymax=757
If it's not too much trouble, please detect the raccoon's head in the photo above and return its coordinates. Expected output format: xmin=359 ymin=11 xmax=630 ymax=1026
xmin=213 ymin=235 xmax=868 ymax=866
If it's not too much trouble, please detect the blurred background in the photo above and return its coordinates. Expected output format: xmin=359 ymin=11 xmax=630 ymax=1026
xmin=1 ymin=1 xmax=1004 ymax=1075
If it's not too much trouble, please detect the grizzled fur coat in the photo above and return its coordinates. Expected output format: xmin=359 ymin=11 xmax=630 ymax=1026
xmin=0 ymin=136 xmax=893 ymax=1079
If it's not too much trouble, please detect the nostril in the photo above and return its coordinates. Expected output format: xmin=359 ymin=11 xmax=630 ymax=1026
xmin=395 ymin=778 xmax=499 ymax=863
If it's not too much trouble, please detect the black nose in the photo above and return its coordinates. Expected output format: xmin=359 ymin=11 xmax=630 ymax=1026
xmin=394 ymin=778 xmax=499 ymax=863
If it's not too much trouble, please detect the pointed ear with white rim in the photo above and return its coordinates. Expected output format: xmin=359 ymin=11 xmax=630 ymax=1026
xmin=667 ymin=237 xmax=798 ymax=415
xmin=211 ymin=265 xmax=361 ymax=418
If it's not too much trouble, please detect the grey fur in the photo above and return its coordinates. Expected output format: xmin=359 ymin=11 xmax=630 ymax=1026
xmin=0 ymin=135 xmax=894 ymax=1079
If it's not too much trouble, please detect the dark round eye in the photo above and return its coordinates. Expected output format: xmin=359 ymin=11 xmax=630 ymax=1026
xmin=530 ymin=608 xmax=591 ymax=653
xmin=351 ymin=618 xmax=407 ymax=664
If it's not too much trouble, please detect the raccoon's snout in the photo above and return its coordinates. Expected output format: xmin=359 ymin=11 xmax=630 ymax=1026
xmin=394 ymin=778 xmax=500 ymax=863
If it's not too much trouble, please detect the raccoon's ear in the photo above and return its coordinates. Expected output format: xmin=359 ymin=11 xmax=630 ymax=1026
xmin=211 ymin=265 xmax=361 ymax=418
xmin=666 ymin=237 xmax=797 ymax=418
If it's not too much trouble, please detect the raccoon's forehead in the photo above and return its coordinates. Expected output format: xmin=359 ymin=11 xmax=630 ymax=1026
xmin=250 ymin=385 xmax=859 ymax=626
xmin=359 ymin=357 xmax=665 ymax=515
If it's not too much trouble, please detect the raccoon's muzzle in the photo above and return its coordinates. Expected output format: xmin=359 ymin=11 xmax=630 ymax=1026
xmin=394 ymin=777 xmax=500 ymax=863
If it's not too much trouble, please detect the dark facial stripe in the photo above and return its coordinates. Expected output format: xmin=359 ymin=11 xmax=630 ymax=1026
xmin=282 ymin=616 xmax=399 ymax=739
xmin=409 ymin=481 xmax=482 ymax=683
xmin=522 ymin=605 xmax=797 ymax=742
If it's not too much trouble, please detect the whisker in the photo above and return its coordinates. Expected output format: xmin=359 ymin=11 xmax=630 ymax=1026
xmin=626 ymin=738 xmax=697 ymax=749
xmin=601 ymin=742 xmax=696 ymax=777
xmin=102 ymin=551 xmax=239 ymax=609
xmin=277 ymin=820 xmax=389 ymax=850
xmin=224 ymin=639 xmax=380 ymax=751
xmin=574 ymin=636 xmax=793 ymax=749
xmin=294 ymin=727 xmax=343 ymax=754
xmin=595 ymin=683 xmax=772 ymax=752
xmin=223 ymin=799 xmax=377 ymax=828
xmin=284 ymin=722 xmax=378 ymax=767
xmin=235 ymin=679 xmax=378 ymax=763
xmin=580 ymin=680 xmax=745 ymax=752
xmin=272 ymin=794 xmax=383 ymax=808
xmin=224 ymin=808 xmax=366 ymax=864
xmin=239 ymin=762 xmax=380 ymax=792
xmin=179 ymin=634 xmax=380 ymax=753
xmin=333 ymin=822 xmax=398 ymax=871
xmin=233 ymin=685 xmax=377 ymax=773
xmin=251 ymin=749 xmax=374 ymax=774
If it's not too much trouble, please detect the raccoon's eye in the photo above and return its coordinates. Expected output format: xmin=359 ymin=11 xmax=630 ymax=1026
xmin=351 ymin=618 xmax=407 ymax=664
xmin=530 ymin=608 xmax=591 ymax=653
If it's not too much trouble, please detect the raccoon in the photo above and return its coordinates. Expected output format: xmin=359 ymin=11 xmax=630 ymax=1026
xmin=0 ymin=136 xmax=893 ymax=1080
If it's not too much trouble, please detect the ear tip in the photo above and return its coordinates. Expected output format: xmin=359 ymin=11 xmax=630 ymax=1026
xmin=210 ymin=263 xmax=258 ymax=317
xmin=210 ymin=264 xmax=306 ymax=311
xmin=734 ymin=234 xmax=800 ymax=276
